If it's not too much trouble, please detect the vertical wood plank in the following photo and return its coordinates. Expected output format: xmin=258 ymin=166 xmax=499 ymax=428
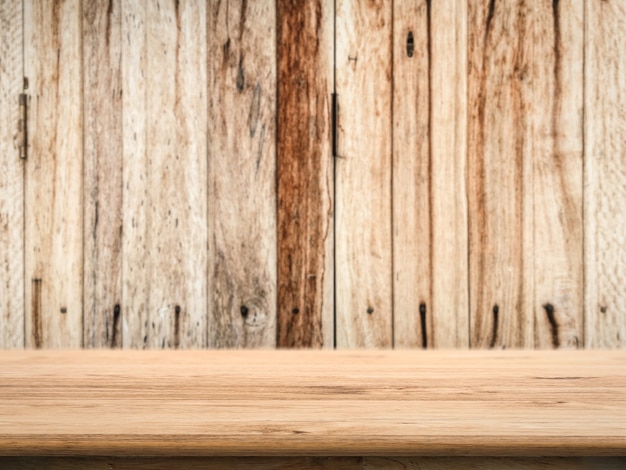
xmin=277 ymin=0 xmax=334 ymax=348
xmin=121 ymin=0 xmax=148 ymax=348
xmin=533 ymin=0 xmax=583 ymax=349
xmin=24 ymin=0 xmax=83 ymax=348
xmin=430 ymin=0 xmax=470 ymax=348
xmin=0 ymin=0 xmax=24 ymax=349
xmin=585 ymin=0 xmax=626 ymax=348
xmin=392 ymin=0 xmax=430 ymax=348
xmin=468 ymin=0 xmax=534 ymax=348
xmin=123 ymin=0 xmax=208 ymax=349
xmin=208 ymin=0 xmax=277 ymax=348
xmin=83 ymin=0 xmax=123 ymax=348
xmin=335 ymin=0 xmax=392 ymax=348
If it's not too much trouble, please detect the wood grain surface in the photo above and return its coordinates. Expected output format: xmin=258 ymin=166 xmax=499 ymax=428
xmin=0 ymin=0 xmax=24 ymax=349
xmin=208 ymin=0 xmax=277 ymax=348
xmin=123 ymin=0 xmax=208 ymax=349
xmin=83 ymin=0 xmax=123 ymax=348
xmin=2 ymin=457 xmax=626 ymax=470
xmin=392 ymin=0 xmax=430 ymax=348
xmin=24 ymin=0 xmax=83 ymax=348
xmin=277 ymin=0 xmax=334 ymax=348
xmin=335 ymin=0 xmax=393 ymax=348
xmin=532 ymin=0 xmax=583 ymax=350
xmin=429 ymin=0 xmax=470 ymax=348
xmin=585 ymin=0 xmax=626 ymax=348
xmin=468 ymin=0 xmax=534 ymax=348
xmin=0 ymin=350 xmax=625 ymax=456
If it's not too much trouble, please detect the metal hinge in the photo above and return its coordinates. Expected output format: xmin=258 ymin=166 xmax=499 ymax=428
xmin=18 ymin=92 xmax=28 ymax=159
xmin=331 ymin=92 xmax=338 ymax=158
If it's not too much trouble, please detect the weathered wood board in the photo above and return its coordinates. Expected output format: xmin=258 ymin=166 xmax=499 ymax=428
xmin=532 ymin=0 xmax=583 ymax=350
xmin=24 ymin=0 xmax=83 ymax=348
xmin=392 ymin=0 xmax=431 ymax=348
xmin=208 ymin=0 xmax=277 ymax=348
xmin=335 ymin=0 xmax=393 ymax=348
xmin=467 ymin=0 xmax=534 ymax=349
xmin=0 ymin=0 xmax=24 ymax=349
xmin=429 ymin=0 xmax=470 ymax=348
xmin=122 ymin=0 xmax=208 ymax=348
xmin=83 ymin=0 xmax=123 ymax=348
xmin=277 ymin=0 xmax=334 ymax=348
xmin=585 ymin=0 xmax=626 ymax=348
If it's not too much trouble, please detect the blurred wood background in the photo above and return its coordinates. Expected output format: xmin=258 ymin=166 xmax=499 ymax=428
xmin=1 ymin=0 xmax=625 ymax=350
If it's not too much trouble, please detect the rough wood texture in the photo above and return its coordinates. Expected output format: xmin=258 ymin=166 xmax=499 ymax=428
xmin=585 ymin=0 xmax=626 ymax=348
xmin=123 ymin=0 xmax=208 ymax=348
xmin=532 ymin=1 xmax=583 ymax=349
xmin=335 ymin=0 xmax=392 ymax=348
xmin=277 ymin=0 xmax=334 ymax=348
xmin=83 ymin=0 xmax=123 ymax=348
xmin=392 ymin=0 xmax=430 ymax=348
xmin=0 ymin=0 xmax=24 ymax=348
xmin=429 ymin=0 xmax=470 ymax=348
xmin=2 ymin=457 xmax=626 ymax=470
xmin=24 ymin=0 xmax=83 ymax=348
xmin=468 ymin=0 xmax=534 ymax=348
xmin=208 ymin=0 xmax=277 ymax=348
xmin=0 ymin=351 xmax=625 ymax=456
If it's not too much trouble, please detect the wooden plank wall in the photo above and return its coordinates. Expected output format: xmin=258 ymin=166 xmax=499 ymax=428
xmin=0 ymin=0 xmax=625 ymax=350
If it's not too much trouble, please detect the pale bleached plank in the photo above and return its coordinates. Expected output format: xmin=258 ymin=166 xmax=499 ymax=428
xmin=392 ymin=1 xmax=430 ymax=348
xmin=533 ymin=1 xmax=583 ymax=349
xmin=585 ymin=0 xmax=626 ymax=348
xmin=121 ymin=0 xmax=148 ymax=348
xmin=430 ymin=0 xmax=470 ymax=348
xmin=0 ymin=350 xmax=625 ymax=456
xmin=83 ymin=0 xmax=123 ymax=348
xmin=208 ymin=0 xmax=277 ymax=348
xmin=123 ymin=0 xmax=208 ymax=348
xmin=24 ymin=0 xmax=83 ymax=348
xmin=2 ymin=457 xmax=626 ymax=470
xmin=468 ymin=1 xmax=534 ymax=348
xmin=335 ymin=0 xmax=392 ymax=348
xmin=0 ymin=0 xmax=24 ymax=348
xmin=277 ymin=0 xmax=334 ymax=348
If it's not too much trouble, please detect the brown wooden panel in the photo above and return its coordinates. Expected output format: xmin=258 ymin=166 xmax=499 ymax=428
xmin=392 ymin=0 xmax=430 ymax=348
xmin=83 ymin=0 xmax=123 ymax=348
xmin=24 ymin=0 xmax=83 ymax=348
xmin=122 ymin=0 xmax=208 ymax=348
xmin=585 ymin=0 xmax=626 ymax=348
xmin=468 ymin=0 xmax=534 ymax=348
xmin=532 ymin=0 xmax=583 ymax=349
xmin=277 ymin=0 xmax=334 ymax=348
xmin=0 ymin=0 xmax=24 ymax=348
xmin=335 ymin=0 xmax=393 ymax=348
xmin=3 ymin=457 xmax=626 ymax=470
xmin=430 ymin=0 xmax=470 ymax=348
xmin=208 ymin=0 xmax=277 ymax=348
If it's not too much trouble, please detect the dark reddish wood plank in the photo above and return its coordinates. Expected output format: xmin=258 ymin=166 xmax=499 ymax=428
xmin=277 ymin=0 xmax=334 ymax=348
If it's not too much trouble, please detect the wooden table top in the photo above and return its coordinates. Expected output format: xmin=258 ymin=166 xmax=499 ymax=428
xmin=0 ymin=350 xmax=625 ymax=456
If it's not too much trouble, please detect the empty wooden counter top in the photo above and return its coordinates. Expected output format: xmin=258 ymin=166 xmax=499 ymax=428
xmin=0 ymin=350 xmax=625 ymax=456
